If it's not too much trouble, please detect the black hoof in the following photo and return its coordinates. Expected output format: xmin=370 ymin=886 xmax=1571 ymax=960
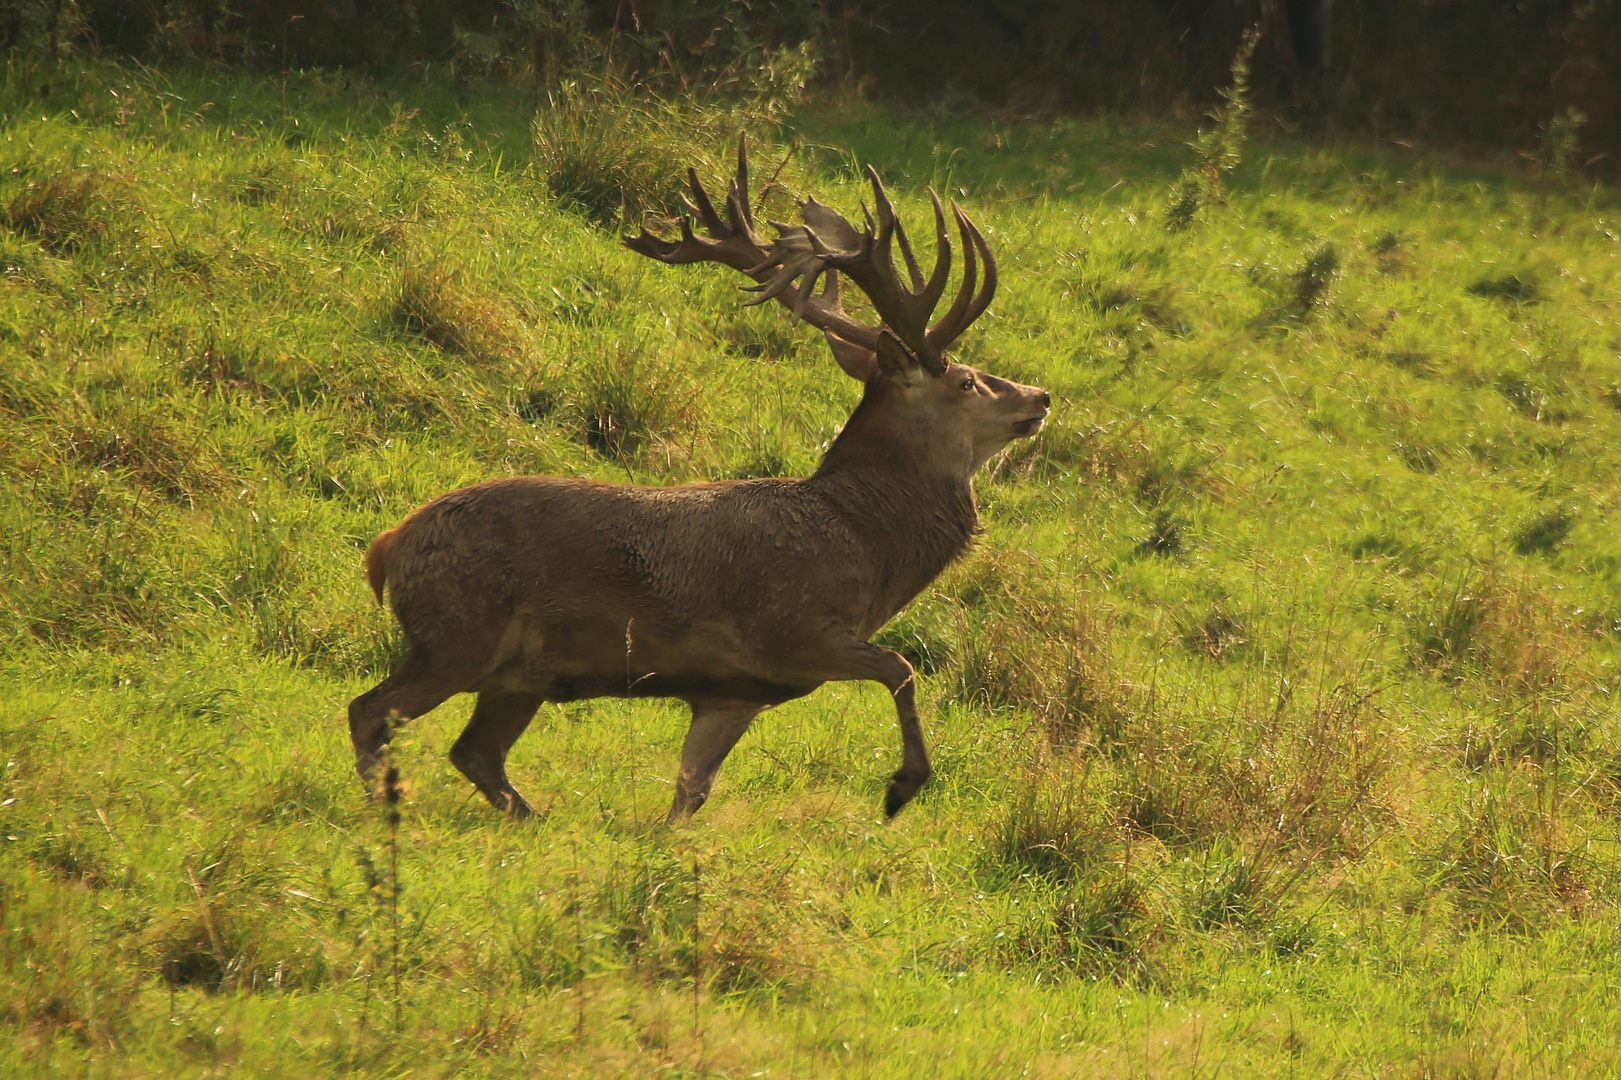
xmin=884 ymin=787 xmax=907 ymax=818
xmin=885 ymin=777 xmax=916 ymax=818
xmin=884 ymin=767 xmax=931 ymax=819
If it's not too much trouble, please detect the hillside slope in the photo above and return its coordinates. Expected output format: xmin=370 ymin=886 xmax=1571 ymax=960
xmin=2 ymin=61 xmax=1620 ymax=1077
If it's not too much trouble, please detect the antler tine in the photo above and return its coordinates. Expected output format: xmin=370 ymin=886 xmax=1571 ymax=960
xmin=918 ymin=190 xmax=953 ymax=316
xmin=862 ymin=169 xmax=912 ymax=318
xmin=924 ymin=204 xmax=997 ymax=355
xmin=892 ymin=215 xmax=924 ymax=293
xmin=958 ymin=207 xmax=998 ymax=330
xmin=725 ymin=132 xmax=757 ymax=238
xmin=823 ymin=267 xmax=842 ymax=308
xmin=869 ymin=171 xmax=941 ymax=296
xmin=796 ymin=267 xmax=846 ymax=330
xmin=923 ymin=207 xmax=977 ymax=353
xmin=684 ymin=168 xmax=726 ymax=237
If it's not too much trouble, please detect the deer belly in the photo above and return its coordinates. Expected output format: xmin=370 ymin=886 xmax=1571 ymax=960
xmin=489 ymin=612 xmax=811 ymax=705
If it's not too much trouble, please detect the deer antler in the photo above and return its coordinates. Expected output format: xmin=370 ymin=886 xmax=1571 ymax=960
xmin=623 ymin=135 xmax=881 ymax=352
xmin=624 ymin=135 xmax=998 ymax=376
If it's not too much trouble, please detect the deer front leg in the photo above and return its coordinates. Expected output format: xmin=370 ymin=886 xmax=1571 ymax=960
xmin=808 ymin=642 xmax=932 ymax=817
xmin=668 ymin=704 xmax=763 ymax=824
xmin=861 ymin=645 xmax=931 ymax=818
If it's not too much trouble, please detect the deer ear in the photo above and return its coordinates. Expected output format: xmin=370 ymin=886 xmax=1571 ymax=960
xmin=873 ymin=329 xmax=922 ymax=381
xmin=824 ymin=330 xmax=877 ymax=381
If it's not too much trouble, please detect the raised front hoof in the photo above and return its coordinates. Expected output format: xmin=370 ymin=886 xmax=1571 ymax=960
xmin=355 ymin=759 xmax=394 ymax=801
xmin=883 ymin=785 xmax=910 ymax=819
xmin=884 ymin=769 xmax=931 ymax=819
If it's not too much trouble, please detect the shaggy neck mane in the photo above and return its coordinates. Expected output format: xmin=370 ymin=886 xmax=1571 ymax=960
xmin=808 ymin=378 xmax=979 ymax=616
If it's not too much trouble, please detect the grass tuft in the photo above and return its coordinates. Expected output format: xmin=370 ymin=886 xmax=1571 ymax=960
xmin=942 ymin=550 xmax=1126 ymax=744
xmin=1468 ymin=268 xmax=1540 ymax=303
xmin=1290 ymin=243 xmax=1340 ymax=314
xmin=60 ymin=402 xmax=229 ymax=503
xmin=571 ymin=347 xmax=698 ymax=465
xmin=3 ymin=171 xmax=129 ymax=251
xmin=1427 ymin=766 xmax=1594 ymax=930
xmin=1407 ymin=571 xmax=1581 ymax=692
xmin=1135 ymin=509 xmax=1186 ymax=556
xmin=393 ymin=255 xmax=523 ymax=364
xmin=1180 ymin=606 xmax=1249 ymax=661
xmin=1513 ymin=505 xmax=1577 ymax=555
xmin=1000 ymin=875 xmax=1153 ymax=981
xmin=992 ymin=769 xmax=1118 ymax=885
xmin=28 ymin=827 xmax=118 ymax=890
xmin=531 ymin=80 xmax=716 ymax=227
xmin=149 ymin=843 xmax=330 ymax=992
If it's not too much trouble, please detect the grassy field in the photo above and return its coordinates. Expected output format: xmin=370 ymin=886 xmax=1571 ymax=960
xmin=2 ymin=56 xmax=1620 ymax=1078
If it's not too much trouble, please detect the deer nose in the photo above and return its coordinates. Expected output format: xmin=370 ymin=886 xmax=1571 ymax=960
xmin=1039 ymin=391 xmax=1051 ymax=410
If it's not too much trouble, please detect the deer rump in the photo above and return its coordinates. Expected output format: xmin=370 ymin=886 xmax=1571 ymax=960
xmin=367 ymin=474 xmax=906 ymax=708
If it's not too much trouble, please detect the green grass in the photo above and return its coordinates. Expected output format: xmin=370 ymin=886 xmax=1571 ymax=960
xmin=3 ymin=58 xmax=1621 ymax=1077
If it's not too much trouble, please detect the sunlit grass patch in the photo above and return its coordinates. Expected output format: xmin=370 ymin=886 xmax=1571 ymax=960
xmin=0 ymin=54 xmax=1619 ymax=1080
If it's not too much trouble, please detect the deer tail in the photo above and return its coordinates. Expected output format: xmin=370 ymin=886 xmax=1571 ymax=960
xmin=363 ymin=528 xmax=397 ymax=606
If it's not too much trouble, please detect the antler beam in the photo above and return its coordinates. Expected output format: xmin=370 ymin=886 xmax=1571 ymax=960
xmin=623 ymin=135 xmax=999 ymax=376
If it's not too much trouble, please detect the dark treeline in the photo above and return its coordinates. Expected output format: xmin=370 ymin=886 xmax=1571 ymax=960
xmin=5 ymin=1 xmax=1618 ymax=174
xmin=849 ymin=1 xmax=1620 ymax=173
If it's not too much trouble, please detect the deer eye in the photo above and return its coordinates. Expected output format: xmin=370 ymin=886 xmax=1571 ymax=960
xmin=960 ymin=377 xmax=975 ymax=392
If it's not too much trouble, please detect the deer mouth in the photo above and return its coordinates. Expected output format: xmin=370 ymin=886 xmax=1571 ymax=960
xmin=1013 ymin=416 xmax=1046 ymax=436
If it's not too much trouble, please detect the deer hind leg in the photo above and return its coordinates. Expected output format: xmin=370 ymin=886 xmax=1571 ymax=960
xmin=667 ymin=703 xmax=763 ymax=824
xmin=348 ymin=649 xmax=468 ymax=784
xmin=449 ymin=689 xmax=544 ymax=819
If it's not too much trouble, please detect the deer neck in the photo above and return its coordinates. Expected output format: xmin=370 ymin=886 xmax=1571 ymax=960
xmin=808 ymin=391 xmax=980 ymax=621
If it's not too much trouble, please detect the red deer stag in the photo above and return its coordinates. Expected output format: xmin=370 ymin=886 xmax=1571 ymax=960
xmin=349 ymin=137 xmax=1049 ymax=823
